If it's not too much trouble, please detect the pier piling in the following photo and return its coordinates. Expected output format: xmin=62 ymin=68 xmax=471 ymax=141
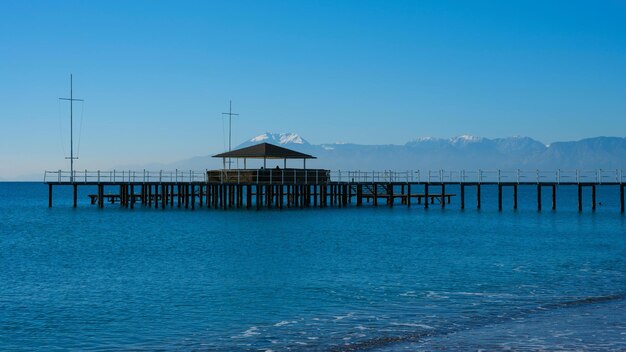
xmin=537 ymin=185 xmax=542 ymax=211
xmin=592 ymin=185 xmax=596 ymax=211
xmin=441 ymin=184 xmax=446 ymax=208
xmin=578 ymin=184 xmax=583 ymax=212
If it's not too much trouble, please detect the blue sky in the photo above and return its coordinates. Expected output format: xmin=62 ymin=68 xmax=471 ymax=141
xmin=1 ymin=0 xmax=625 ymax=178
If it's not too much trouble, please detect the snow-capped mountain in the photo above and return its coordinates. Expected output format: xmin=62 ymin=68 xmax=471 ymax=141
xmin=130 ymin=133 xmax=626 ymax=172
xmin=239 ymin=132 xmax=309 ymax=148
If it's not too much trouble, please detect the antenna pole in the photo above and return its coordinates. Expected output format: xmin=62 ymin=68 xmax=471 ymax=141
xmin=70 ymin=74 xmax=73 ymax=182
xmin=59 ymin=74 xmax=84 ymax=182
xmin=222 ymin=100 xmax=239 ymax=169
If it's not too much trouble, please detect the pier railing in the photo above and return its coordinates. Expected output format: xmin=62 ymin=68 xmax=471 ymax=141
xmin=45 ymin=169 xmax=625 ymax=184
xmin=44 ymin=169 xmax=209 ymax=184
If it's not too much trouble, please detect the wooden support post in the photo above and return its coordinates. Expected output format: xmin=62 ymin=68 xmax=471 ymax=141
xmin=191 ymin=185 xmax=195 ymax=210
xmin=183 ymin=184 xmax=188 ymax=209
xmin=216 ymin=184 xmax=221 ymax=209
xmin=130 ymin=185 xmax=135 ymax=209
xmin=240 ymin=185 xmax=245 ymax=208
xmin=441 ymin=184 xmax=446 ymax=208
xmin=578 ymin=184 xmax=583 ymax=212
xmin=48 ymin=184 xmax=53 ymax=207
xmin=552 ymin=184 xmax=556 ymax=210
xmin=460 ymin=184 xmax=464 ymax=209
xmin=199 ymin=185 xmax=203 ymax=207
xmin=373 ymin=183 xmax=378 ymax=206
xmin=313 ymin=185 xmax=318 ymax=207
xmin=591 ymin=185 xmax=596 ymax=211
xmin=406 ymin=183 xmax=411 ymax=207
xmin=154 ymin=184 xmax=159 ymax=208
xmin=246 ymin=184 xmax=252 ymax=209
xmin=424 ymin=183 xmax=429 ymax=209
xmin=223 ymin=185 xmax=227 ymax=210
xmin=513 ymin=184 xmax=518 ymax=210
xmin=73 ymin=184 xmax=78 ymax=208
xmin=207 ymin=184 xmax=212 ymax=208
xmin=621 ymin=185 xmax=624 ymax=213
xmin=98 ymin=183 xmax=104 ymax=208
xmin=498 ymin=184 xmax=502 ymax=211
xmin=256 ymin=185 xmax=261 ymax=210
xmin=476 ymin=184 xmax=481 ymax=209
xmin=161 ymin=184 xmax=166 ymax=210
xmin=537 ymin=184 xmax=542 ymax=211
xmin=215 ymin=185 xmax=219 ymax=209
xmin=388 ymin=183 xmax=394 ymax=207
xmin=347 ymin=184 xmax=352 ymax=204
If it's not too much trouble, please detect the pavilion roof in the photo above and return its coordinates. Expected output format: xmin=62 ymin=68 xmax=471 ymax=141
xmin=212 ymin=142 xmax=316 ymax=159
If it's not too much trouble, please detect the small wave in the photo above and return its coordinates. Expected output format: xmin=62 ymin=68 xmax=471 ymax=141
xmin=334 ymin=293 xmax=626 ymax=351
xmin=231 ymin=326 xmax=260 ymax=339
xmin=333 ymin=312 xmax=354 ymax=321
xmin=425 ymin=291 xmax=449 ymax=299
xmin=390 ymin=322 xmax=434 ymax=329
xmin=541 ymin=293 xmax=626 ymax=309
xmin=274 ymin=320 xmax=297 ymax=327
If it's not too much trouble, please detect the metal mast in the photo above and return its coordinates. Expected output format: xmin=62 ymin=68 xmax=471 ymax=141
xmin=59 ymin=74 xmax=83 ymax=182
xmin=221 ymin=100 xmax=239 ymax=169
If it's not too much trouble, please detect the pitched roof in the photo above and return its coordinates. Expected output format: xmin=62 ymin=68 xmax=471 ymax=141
xmin=213 ymin=142 xmax=316 ymax=159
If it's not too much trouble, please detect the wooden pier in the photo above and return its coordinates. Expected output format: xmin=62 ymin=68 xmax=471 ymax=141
xmin=44 ymin=169 xmax=625 ymax=212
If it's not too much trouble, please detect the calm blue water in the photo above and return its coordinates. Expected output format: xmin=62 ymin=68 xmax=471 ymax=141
xmin=1 ymin=182 xmax=626 ymax=351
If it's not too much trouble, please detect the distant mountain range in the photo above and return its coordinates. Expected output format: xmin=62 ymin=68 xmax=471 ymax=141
xmin=158 ymin=132 xmax=626 ymax=172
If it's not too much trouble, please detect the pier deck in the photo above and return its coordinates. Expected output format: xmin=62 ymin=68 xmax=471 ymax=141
xmin=44 ymin=169 xmax=625 ymax=212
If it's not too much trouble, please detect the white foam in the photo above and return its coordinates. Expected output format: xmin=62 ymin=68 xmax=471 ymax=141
xmin=274 ymin=320 xmax=297 ymax=327
xmin=390 ymin=322 xmax=434 ymax=329
xmin=231 ymin=326 xmax=260 ymax=339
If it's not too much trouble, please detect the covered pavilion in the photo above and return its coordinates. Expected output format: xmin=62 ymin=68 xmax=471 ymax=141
xmin=209 ymin=143 xmax=328 ymax=183
xmin=213 ymin=142 xmax=316 ymax=169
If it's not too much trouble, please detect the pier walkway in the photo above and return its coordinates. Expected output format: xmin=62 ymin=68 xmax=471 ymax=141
xmin=44 ymin=169 xmax=625 ymax=212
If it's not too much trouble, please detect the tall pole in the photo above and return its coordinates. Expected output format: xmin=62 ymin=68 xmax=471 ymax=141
xmin=70 ymin=75 xmax=73 ymax=181
xmin=222 ymin=100 xmax=239 ymax=169
xmin=59 ymin=74 xmax=83 ymax=182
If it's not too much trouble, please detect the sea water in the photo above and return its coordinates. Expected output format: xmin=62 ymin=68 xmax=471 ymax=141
xmin=1 ymin=182 xmax=625 ymax=351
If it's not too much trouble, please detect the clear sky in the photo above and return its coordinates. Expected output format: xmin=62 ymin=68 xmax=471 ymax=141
xmin=1 ymin=0 xmax=625 ymax=178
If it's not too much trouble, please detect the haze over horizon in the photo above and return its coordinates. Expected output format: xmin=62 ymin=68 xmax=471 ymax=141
xmin=1 ymin=1 xmax=626 ymax=178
